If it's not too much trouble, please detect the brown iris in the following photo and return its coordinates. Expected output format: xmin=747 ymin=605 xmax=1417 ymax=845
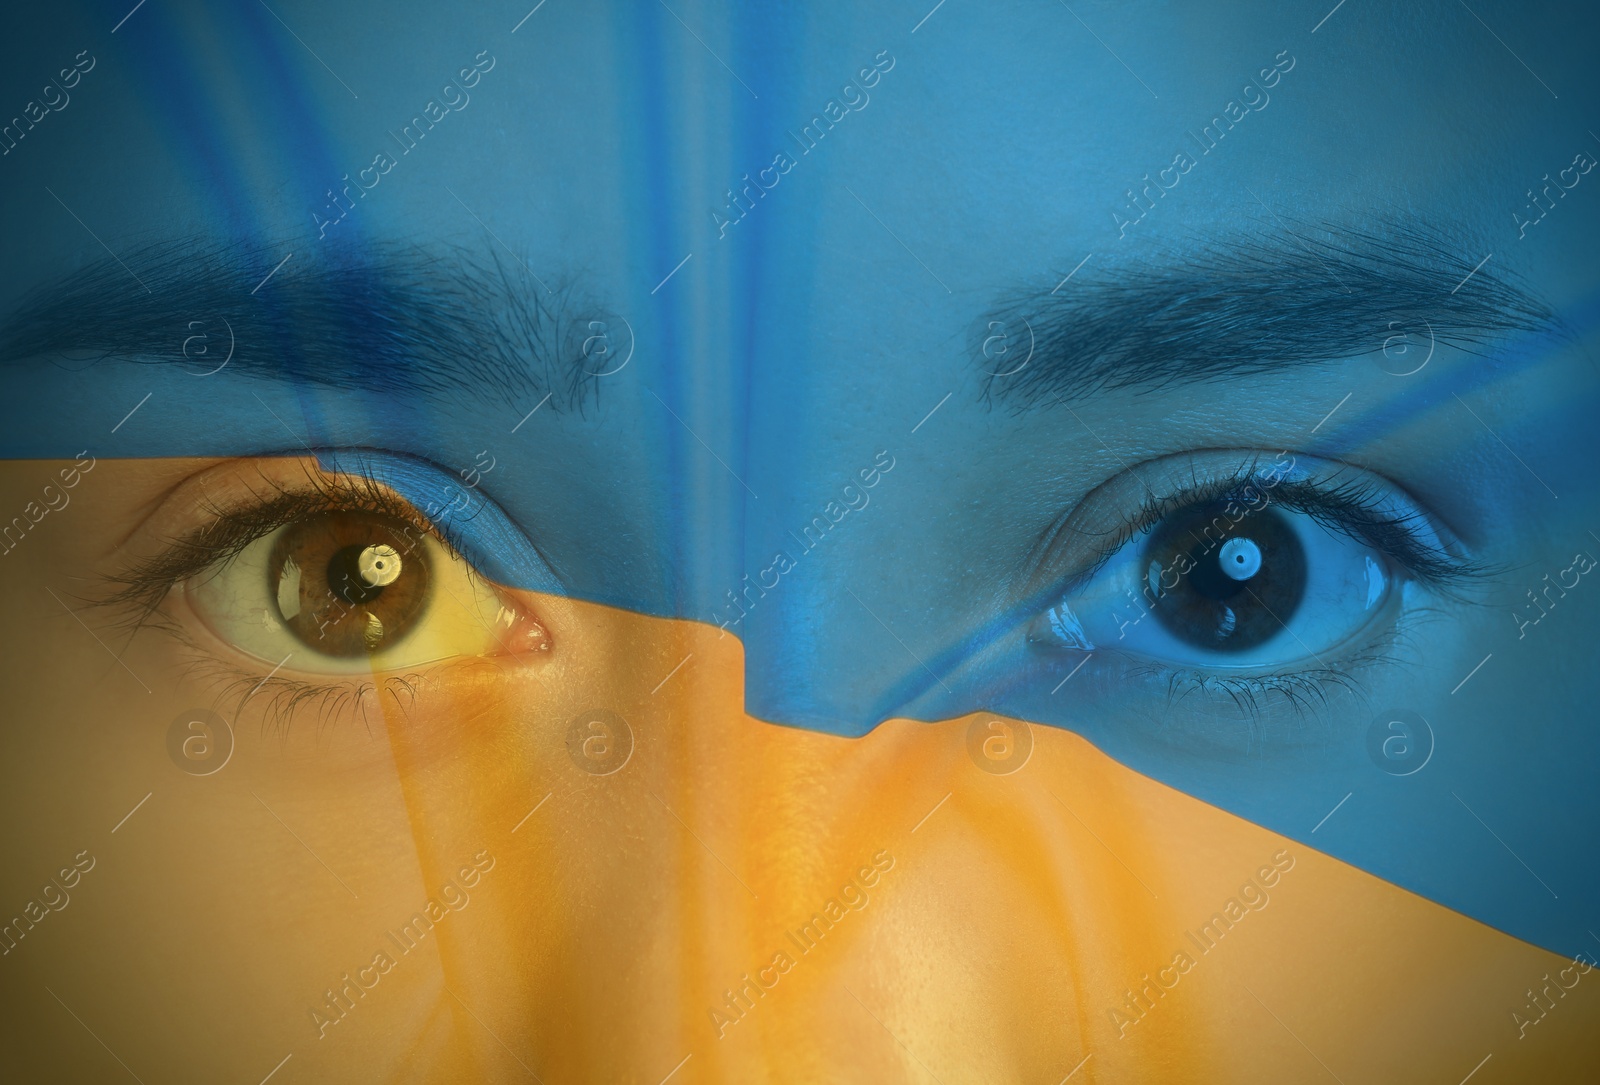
xmin=268 ymin=512 xmax=431 ymax=656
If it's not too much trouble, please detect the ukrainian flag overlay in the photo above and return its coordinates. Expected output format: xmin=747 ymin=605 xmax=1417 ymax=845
xmin=2 ymin=1 xmax=1598 ymax=1081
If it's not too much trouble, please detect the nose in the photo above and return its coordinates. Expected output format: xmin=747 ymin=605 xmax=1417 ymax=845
xmin=378 ymin=589 xmax=1104 ymax=1080
xmin=376 ymin=591 xmax=1596 ymax=1083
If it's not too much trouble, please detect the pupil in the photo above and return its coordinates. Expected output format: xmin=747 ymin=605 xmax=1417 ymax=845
xmin=328 ymin=543 xmax=389 ymax=605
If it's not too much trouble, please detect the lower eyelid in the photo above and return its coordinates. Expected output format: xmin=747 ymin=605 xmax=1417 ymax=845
xmin=1041 ymin=643 xmax=1401 ymax=754
xmin=1026 ymin=539 xmax=1444 ymax=732
xmin=161 ymin=629 xmax=503 ymax=744
xmin=1125 ymin=574 xmax=1443 ymax=700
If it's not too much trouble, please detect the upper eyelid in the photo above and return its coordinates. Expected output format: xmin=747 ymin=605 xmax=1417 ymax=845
xmin=99 ymin=450 xmax=566 ymax=615
xmin=315 ymin=448 xmax=568 ymax=595
xmin=1020 ymin=456 xmax=1279 ymax=597
xmin=93 ymin=468 xmax=447 ymax=627
xmin=1017 ymin=452 xmax=1473 ymax=607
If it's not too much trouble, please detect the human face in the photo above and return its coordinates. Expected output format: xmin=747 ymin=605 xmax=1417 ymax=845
xmin=2 ymin=1 xmax=1597 ymax=1081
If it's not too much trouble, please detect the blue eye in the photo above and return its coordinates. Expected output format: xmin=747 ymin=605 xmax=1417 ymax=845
xmin=1027 ymin=454 xmax=1472 ymax=674
xmin=1036 ymin=501 xmax=1391 ymax=668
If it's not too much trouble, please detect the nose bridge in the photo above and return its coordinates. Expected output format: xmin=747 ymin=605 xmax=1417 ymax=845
xmin=501 ymin=597 xmax=1148 ymax=1078
xmin=612 ymin=3 xmax=921 ymax=729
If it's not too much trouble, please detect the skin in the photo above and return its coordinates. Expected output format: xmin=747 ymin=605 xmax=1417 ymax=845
xmin=2 ymin=0 xmax=1598 ymax=1081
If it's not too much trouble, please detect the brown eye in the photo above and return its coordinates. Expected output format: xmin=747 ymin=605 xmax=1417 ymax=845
xmin=268 ymin=512 xmax=432 ymax=656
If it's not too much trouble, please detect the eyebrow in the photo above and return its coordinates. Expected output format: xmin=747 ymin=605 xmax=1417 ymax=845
xmin=0 ymin=239 xmax=608 ymax=410
xmin=981 ymin=221 xmax=1558 ymax=406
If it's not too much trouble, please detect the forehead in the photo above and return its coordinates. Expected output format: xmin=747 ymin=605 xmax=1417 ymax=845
xmin=3 ymin=1 xmax=1591 ymax=309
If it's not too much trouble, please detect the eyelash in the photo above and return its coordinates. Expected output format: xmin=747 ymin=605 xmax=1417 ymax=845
xmin=1055 ymin=456 xmax=1486 ymax=594
xmin=1032 ymin=455 xmax=1489 ymax=724
xmin=95 ymin=465 xmax=484 ymax=733
xmin=100 ymin=464 xmax=469 ymax=637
